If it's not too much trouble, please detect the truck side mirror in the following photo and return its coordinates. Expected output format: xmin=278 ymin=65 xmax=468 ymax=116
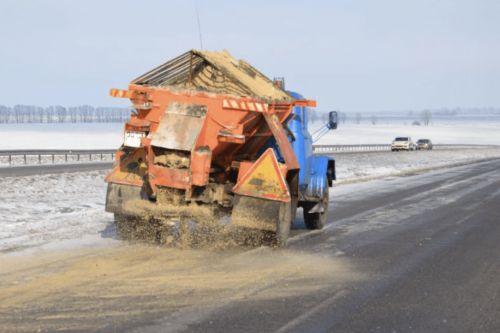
xmin=327 ymin=111 xmax=338 ymax=130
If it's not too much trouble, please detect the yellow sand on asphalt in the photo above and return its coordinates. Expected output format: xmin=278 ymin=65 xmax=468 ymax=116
xmin=0 ymin=244 xmax=357 ymax=332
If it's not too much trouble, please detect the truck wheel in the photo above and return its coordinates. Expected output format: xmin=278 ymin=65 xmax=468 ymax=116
xmin=303 ymin=186 xmax=329 ymax=230
xmin=290 ymin=195 xmax=298 ymax=224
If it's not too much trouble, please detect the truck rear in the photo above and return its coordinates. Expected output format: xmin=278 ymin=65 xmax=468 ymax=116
xmin=105 ymin=50 xmax=332 ymax=246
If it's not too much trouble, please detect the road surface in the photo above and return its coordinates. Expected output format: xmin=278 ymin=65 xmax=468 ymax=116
xmin=0 ymin=162 xmax=112 ymax=177
xmin=0 ymin=158 xmax=499 ymax=332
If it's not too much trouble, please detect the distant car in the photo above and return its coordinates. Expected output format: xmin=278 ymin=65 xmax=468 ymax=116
xmin=416 ymin=139 xmax=433 ymax=150
xmin=391 ymin=137 xmax=415 ymax=151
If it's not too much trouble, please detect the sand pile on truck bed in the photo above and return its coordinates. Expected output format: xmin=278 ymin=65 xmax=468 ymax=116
xmin=132 ymin=49 xmax=294 ymax=103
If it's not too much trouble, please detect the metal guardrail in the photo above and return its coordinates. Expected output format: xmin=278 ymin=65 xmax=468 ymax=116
xmin=430 ymin=144 xmax=500 ymax=149
xmin=313 ymin=144 xmax=389 ymax=153
xmin=312 ymin=144 xmax=500 ymax=153
xmin=1 ymin=144 xmax=499 ymax=166
xmin=0 ymin=149 xmax=115 ymax=165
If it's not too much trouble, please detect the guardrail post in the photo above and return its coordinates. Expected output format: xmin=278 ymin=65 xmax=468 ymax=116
xmin=24 ymin=154 xmax=26 ymax=164
xmin=77 ymin=154 xmax=80 ymax=161
xmin=65 ymin=154 xmax=68 ymax=162
xmin=52 ymin=154 xmax=55 ymax=164
xmin=89 ymin=153 xmax=92 ymax=161
xmin=38 ymin=154 xmax=41 ymax=164
xmin=9 ymin=154 xmax=11 ymax=165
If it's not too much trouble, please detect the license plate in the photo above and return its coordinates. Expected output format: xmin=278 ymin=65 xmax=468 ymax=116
xmin=123 ymin=131 xmax=145 ymax=148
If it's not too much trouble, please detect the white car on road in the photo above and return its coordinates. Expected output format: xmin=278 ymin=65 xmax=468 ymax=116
xmin=391 ymin=137 xmax=415 ymax=151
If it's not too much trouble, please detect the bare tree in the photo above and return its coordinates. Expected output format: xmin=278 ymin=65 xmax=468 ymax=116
xmin=340 ymin=112 xmax=347 ymax=124
xmin=14 ymin=105 xmax=23 ymax=123
xmin=36 ymin=106 xmax=44 ymax=123
xmin=68 ymin=107 xmax=77 ymax=123
xmin=355 ymin=112 xmax=362 ymax=124
xmin=309 ymin=110 xmax=318 ymax=123
xmin=0 ymin=105 xmax=10 ymax=123
xmin=56 ymin=105 xmax=67 ymax=123
xmin=420 ymin=110 xmax=432 ymax=126
xmin=3 ymin=104 xmax=131 ymax=124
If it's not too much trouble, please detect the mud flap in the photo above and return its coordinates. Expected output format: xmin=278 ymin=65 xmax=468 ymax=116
xmin=105 ymin=183 xmax=145 ymax=215
xmin=104 ymin=148 xmax=147 ymax=187
xmin=231 ymin=195 xmax=282 ymax=232
xmin=231 ymin=195 xmax=291 ymax=247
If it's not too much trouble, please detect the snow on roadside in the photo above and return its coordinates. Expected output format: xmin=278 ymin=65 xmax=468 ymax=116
xmin=0 ymin=170 xmax=114 ymax=253
xmin=1 ymin=148 xmax=500 ymax=253
xmin=0 ymin=123 xmax=123 ymax=150
xmin=332 ymin=148 xmax=500 ymax=182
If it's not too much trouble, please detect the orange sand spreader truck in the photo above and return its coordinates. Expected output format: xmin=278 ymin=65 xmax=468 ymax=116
xmin=105 ymin=50 xmax=337 ymax=247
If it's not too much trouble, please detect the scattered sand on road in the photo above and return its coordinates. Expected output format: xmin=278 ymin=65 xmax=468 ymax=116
xmin=0 ymin=244 xmax=358 ymax=333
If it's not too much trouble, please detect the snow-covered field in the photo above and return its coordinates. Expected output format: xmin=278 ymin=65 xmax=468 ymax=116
xmin=0 ymin=123 xmax=124 ymax=150
xmin=1 ymin=114 xmax=499 ymax=150
xmin=1 ymin=148 xmax=500 ymax=253
xmin=311 ymin=113 xmax=500 ymax=145
xmin=314 ymin=121 xmax=500 ymax=145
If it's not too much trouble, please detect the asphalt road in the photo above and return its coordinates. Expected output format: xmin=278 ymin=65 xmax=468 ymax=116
xmin=0 ymin=162 xmax=112 ymax=177
xmin=180 ymin=158 xmax=500 ymax=333
xmin=1 ymin=158 xmax=499 ymax=333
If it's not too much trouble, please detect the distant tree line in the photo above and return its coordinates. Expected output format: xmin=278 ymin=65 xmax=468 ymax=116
xmin=0 ymin=105 xmax=131 ymax=123
xmin=426 ymin=107 xmax=500 ymax=116
xmin=312 ymin=107 xmax=500 ymax=127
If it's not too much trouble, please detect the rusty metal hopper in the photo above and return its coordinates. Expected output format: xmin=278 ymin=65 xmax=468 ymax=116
xmin=107 ymin=49 xmax=313 ymax=196
xmin=105 ymin=49 xmax=319 ymax=246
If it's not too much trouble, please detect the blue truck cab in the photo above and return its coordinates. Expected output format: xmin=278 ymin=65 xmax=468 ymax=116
xmin=287 ymin=91 xmax=337 ymax=229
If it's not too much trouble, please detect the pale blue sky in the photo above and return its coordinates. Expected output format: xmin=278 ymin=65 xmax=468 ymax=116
xmin=1 ymin=0 xmax=499 ymax=111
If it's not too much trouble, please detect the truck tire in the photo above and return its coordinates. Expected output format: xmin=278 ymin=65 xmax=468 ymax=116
xmin=290 ymin=195 xmax=298 ymax=224
xmin=303 ymin=185 xmax=329 ymax=230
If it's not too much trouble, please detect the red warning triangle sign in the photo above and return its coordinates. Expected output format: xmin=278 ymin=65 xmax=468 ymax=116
xmin=232 ymin=148 xmax=290 ymax=202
